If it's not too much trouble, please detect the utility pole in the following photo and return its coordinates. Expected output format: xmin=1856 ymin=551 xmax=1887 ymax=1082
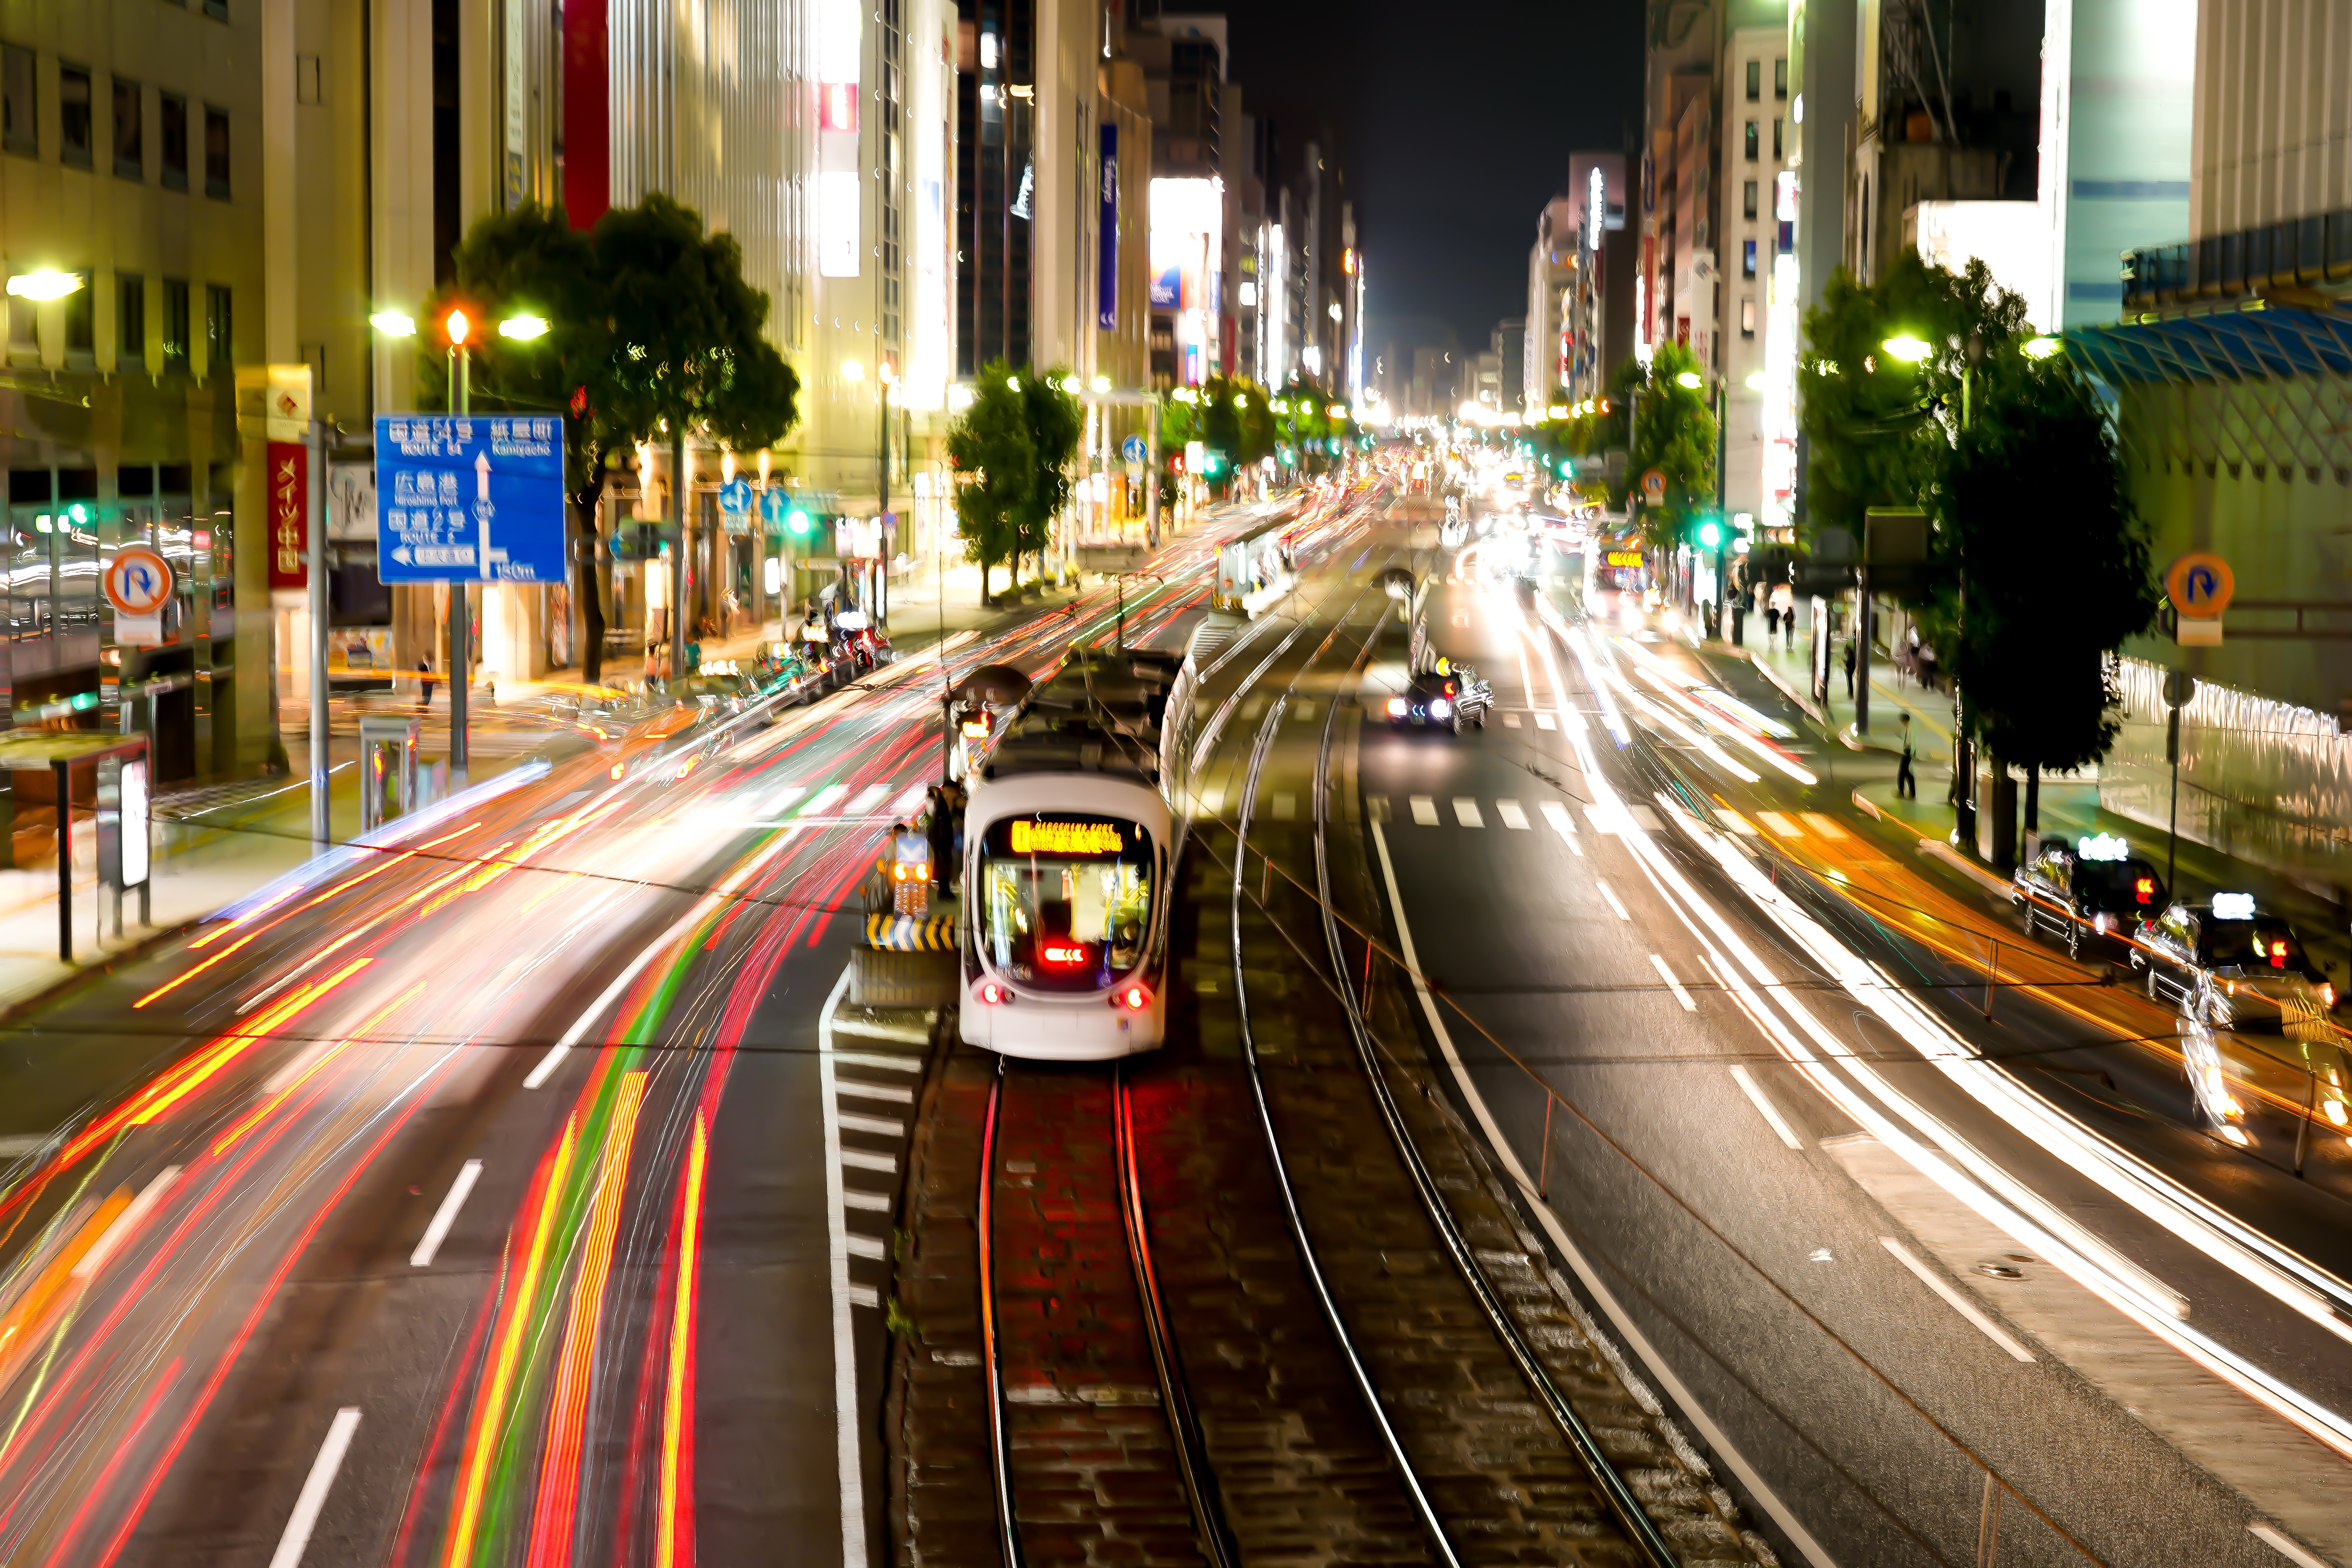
xmin=671 ymin=427 xmax=690 ymax=682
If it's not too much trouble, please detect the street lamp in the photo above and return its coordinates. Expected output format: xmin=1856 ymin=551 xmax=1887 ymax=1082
xmin=5 ymin=270 xmax=83 ymax=301
xmin=2022 ymin=335 xmax=2062 ymax=360
xmin=1675 ymin=370 xmax=1704 ymax=390
xmin=1881 ymin=334 xmax=1932 ymax=363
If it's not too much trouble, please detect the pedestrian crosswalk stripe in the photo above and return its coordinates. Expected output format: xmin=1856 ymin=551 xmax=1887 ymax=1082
xmin=1539 ymin=800 xmax=1575 ymax=835
xmin=1719 ymin=810 xmax=1760 ymax=835
xmin=1410 ymin=795 xmax=1439 ymax=825
xmin=1535 ymin=713 xmax=1558 ymax=731
xmin=1503 ymin=712 xmax=1522 ymax=728
xmin=1798 ymin=811 xmax=1849 ymax=839
xmin=1756 ymin=811 xmax=1803 ymax=837
xmin=1584 ymin=804 xmax=1622 ymax=833
xmin=1497 ymin=799 xmax=1530 ymax=829
xmin=1453 ymin=797 xmax=1485 ymax=828
xmin=839 ymin=1111 xmax=905 ymax=1136
xmin=849 ymin=783 xmax=891 ymax=814
xmin=1368 ymin=795 xmax=1392 ymax=822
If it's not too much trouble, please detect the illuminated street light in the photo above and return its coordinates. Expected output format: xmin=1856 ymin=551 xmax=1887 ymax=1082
xmin=498 ymin=315 xmax=550 ymax=340
xmin=841 ymin=359 xmax=866 ymax=382
xmin=445 ymin=307 xmax=471 ymax=346
xmin=1881 ymin=334 xmax=1932 ymax=363
xmin=1744 ymin=371 xmax=1767 ymax=390
xmin=5 ymin=270 xmax=82 ymax=301
xmin=2023 ymin=335 xmax=2063 ymax=360
xmin=1091 ymin=374 xmax=1111 ymax=393
xmin=1675 ymin=370 xmax=1704 ymax=390
xmin=370 ymin=310 xmax=417 ymax=337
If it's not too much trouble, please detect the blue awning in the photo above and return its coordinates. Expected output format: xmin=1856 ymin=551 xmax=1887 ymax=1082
xmin=2071 ymin=303 xmax=2352 ymax=385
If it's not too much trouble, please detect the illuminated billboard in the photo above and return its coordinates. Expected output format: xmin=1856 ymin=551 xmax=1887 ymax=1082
xmin=816 ymin=0 xmax=861 ymax=278
xmin=1150 ymin=176 xmax=1221 ymax=385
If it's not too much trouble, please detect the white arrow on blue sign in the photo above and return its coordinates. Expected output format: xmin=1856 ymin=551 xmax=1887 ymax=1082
xmin=375 ymin=415 xmax=568 ymax=584
xmin=1122 ymin=434 xmax=1148 ymax=464
xmin=719 ymin=477 xmax=755 ymax=514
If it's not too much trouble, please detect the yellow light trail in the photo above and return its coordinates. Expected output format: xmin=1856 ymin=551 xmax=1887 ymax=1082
xmin=657 ymin=1114 xmax=709 ymax=1568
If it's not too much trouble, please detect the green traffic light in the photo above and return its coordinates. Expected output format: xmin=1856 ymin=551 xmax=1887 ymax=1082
xmin=1699 ymin=520 xmax=1722 ymax=547
xmin=787 ymin=508 xmax=811 ymax=535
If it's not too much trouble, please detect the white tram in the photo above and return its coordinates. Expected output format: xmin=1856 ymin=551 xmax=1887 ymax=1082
xmin=958 ymin=650 xmax=1191 ymax=1060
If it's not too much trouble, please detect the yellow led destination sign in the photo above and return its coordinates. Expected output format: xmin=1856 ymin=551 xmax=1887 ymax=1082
xmin=1010 ymin=819 xmax=1126 ymax=855
xmin=1605 ymin=551 xmax=1643 ymax=568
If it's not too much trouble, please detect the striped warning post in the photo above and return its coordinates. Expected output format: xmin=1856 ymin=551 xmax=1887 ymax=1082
xmin=864 ymin=914 xmax=957 ymax=952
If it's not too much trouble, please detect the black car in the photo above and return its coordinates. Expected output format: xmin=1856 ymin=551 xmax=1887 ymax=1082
xmin=1384 ymin=659 xmax=1492 ymax=735
xmin=2131 ymin=897 xmax=2337 ymax=1029
xmin=2010 ymin=836 xmax=2167 ymax=960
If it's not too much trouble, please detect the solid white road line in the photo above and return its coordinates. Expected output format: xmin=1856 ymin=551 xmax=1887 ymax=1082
xmin=1648 ymin=955 xmax=1696 ymax=1011
xmin=266 ymin=1407 xmax=362 ymax=1568
xmin=1878 ymin=1238 xmax=2037 ymax=1363
xmin=817 ymin=965 xmax=871 ymax=1568
xmin=1728 ymin=1066 xmax=1806 ymax=1151
xmin=1409 ymin=795 xmax=1439 ymax=826
xmin=1368 ymin=818 xmax=1837 ymax=1568
xmin=1453 ymin=797 xmax=1485 ymax=828
xmin=1496 ymin=799 xmax=1531 ymax=830
xmin=2250 ymin=1522 xmax=2331 ymax=1568
xmin=409 ymin=1160 xmax=484 ymax=1268
xmin=1595 ymin=879 xmax=1630 ymax=920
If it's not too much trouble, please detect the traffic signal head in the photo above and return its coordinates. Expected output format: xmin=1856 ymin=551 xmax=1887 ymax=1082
xmin=1699 ymin=519 xmax=1722 ymax=547
xmin=787 ymin=507 xmax=812 ymax=536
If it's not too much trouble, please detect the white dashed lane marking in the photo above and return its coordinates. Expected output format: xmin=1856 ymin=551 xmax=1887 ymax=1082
xmin=1453 ymin=798 xmax=1485 ymax=828
xmin=1496 ymin=799 xmax=1530 ymax=830
xmin=1410 ymin=795 xmax=1439 ymax=826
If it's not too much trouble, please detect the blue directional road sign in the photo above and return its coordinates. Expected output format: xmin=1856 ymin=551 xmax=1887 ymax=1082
xmin=1121 ymin=434 xmax=1148 ymax=463
xmin=375 ymin=414 xmax=567 ymax=583
xmin=759 ymin=489 xmax=789 ymax=529
xmin=719 ymin=477 xmax=754 ymax=514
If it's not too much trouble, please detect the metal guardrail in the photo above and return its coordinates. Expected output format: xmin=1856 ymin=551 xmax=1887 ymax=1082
xmin=2122 ymin=209 xmax=2352 ymax=314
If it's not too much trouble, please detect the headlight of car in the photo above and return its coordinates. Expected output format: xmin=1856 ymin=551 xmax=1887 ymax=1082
xmin=1385 ymin=695 xmax=1407 ymax=716
xmin=1430 ymin=698 xmax=1453 ymax=719
xmin=2093 ymin=912 xmax=2114 ymax=933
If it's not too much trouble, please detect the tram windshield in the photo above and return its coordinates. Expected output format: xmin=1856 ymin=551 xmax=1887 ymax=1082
xmin=978 ymin=813 xmax=1155 ymax=992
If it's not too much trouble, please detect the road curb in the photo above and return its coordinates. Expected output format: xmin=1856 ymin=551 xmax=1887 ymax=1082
xmin=1851 ymin=786 xmax=2013 ymax=898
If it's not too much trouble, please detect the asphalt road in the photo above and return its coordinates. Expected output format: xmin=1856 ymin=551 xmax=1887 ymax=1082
xmin=1361 ymin=545 xmax=2352 ymax=1568
xmin=0 ymin=490 xmax=1348 ymax=1568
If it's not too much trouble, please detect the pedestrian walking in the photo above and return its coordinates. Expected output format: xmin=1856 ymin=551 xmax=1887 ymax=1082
xmin=1842 ymin=638 xmax=1857 ymax=698
xmin=1766 ymin=605 xmax=1780 ymax=641
xmin=1896 ymin=713 xmax=1917 ymax=799
xmin=417 ymin=657 xmax=436 ymax=713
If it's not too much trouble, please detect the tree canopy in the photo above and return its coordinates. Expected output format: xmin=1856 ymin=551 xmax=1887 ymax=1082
xmin=948 ymin=362 xmax=1082 ymax=601
xmin=421 ymin=196 xmax=800 ymax=682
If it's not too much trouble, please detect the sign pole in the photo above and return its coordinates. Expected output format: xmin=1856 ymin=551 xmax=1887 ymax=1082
xmin=449 ymin=350 xmax=470 ymax=787
xmin=309 ymin=417 xmax=330 ymax=848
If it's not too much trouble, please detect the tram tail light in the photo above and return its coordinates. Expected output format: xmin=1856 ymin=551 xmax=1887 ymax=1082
xmin=1117 ymin=982 xmax=1152 ymax=1011
xmin=2135 ymin=877 xmax=2156 ymax=904
xmin=975 ymin=980 xmax=1014 ymax=1005
xmin=1042 ymin=942 xmax=1087 ymax=966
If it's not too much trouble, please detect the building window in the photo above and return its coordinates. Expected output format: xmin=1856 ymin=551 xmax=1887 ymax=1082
xmin=1744 ymin=121 xmax=1759 ymax=161
xmin=113 ymin=78 xmax=141 ymax=180
xmin=1746 ymin=60 xmax=1760 ymax=102
xmin=1773 ymin=118 xmax=1784 ymax=160
xmin=203 ymin=107 xmax=229 ymax=198
xmin=1775 ymin=58 xmax=1788 ymax=98
xmin=205 ymin=284 xmax=230 ymax=366
xmin=162 ymin=278 xmax=190 ymax=372
xmin=118 ymin=273 xmax=145 ymax=367
xmin=2 ymin=45 xmax=33 ymax=156
xmin=1741 ymin=298 xmax=1757 ymax=337
xmin=60 ymin=65 xmax=93 ymax=168
xmin=64 ymin=273 xmax=93 ymax=355
xmin=1744 ymin=180 xmax=1759 ymax=220
xmin=160 ymin=94 xmax=187 ymax=190
xmin=1743 ymin=238 xmax=1758 ymax=278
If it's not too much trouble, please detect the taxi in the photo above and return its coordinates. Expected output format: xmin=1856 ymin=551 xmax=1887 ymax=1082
xmin=2129 ymin=893 xmax=2338 ymax=1030
xmin=2009 ymin=832 xmax=2166 ymax=960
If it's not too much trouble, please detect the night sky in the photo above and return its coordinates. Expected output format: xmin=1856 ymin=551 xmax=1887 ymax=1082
xmin=1224 ymin=0 xmax=1643 ymax=364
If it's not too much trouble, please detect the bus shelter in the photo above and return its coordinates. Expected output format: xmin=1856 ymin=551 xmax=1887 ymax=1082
xmin=0 ymin=731 xmax=154 ymax=962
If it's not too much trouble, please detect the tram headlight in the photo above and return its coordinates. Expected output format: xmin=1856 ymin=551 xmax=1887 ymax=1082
xmin=1429 ymin=698 xmax=1453 ymax=720
xmin=1385 ymin=696 xmax=1407 ymax=717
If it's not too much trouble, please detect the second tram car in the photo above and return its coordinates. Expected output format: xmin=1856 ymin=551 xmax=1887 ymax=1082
xmin=958 ymin=649 xmax=1191 ymax=1060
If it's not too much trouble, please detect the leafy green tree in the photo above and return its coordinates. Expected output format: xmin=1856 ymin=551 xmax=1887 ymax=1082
xmin=1015 ymin=369 xmax=1085 ymax=575
xmin=422 ymin=195 xmax=797 ymax=684
xmin=948 ymin=363 xmax=1034 ymax=603
xmin=1801 ymin=251 xmax=2155 ymax=826
xmin=1624 ymin=340 xmax=1717 ymax=551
